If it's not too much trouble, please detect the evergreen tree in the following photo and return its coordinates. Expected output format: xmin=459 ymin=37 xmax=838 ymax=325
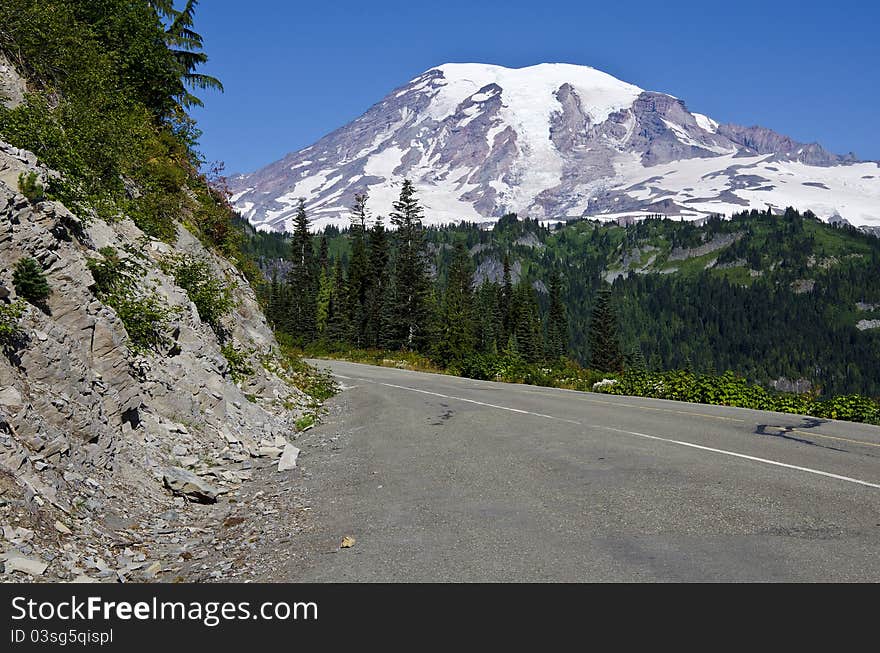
xmin=327 ymin=258 xmax=348 ymax=341
xmin=317 ymin=234 xmax=329 ymax=275
xmin=366 ymin=214 xmax=392 ymax=348
xmin=389 ymin=180 xmax=431 ymax=350
xmin=433 ymin=241 xmax=476 ymax=365
xmin=346 ymin=194 xmax=370 ymax=346
xmin=501 ymin=253 xmax=513 ymax=339
xmin=266 ymin=271 xmax=281 ymax=327
xmin=286 ymin=200 xmax=317 ymax=341
xmin=315 ymin=267 xmax=333 ymax=336
xmin=588 ymin=285 xmax=622 ymax=372
xmin=12 ymin=257 xmax=51 ymax=308
xmin=475 ymin=280 xmax=502 ymax=354
xmin=546 ymin=269 xmax=567 ymax=359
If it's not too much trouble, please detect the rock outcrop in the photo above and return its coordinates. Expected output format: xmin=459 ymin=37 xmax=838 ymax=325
xmin=0 ymin=139 xmax=316 ymax=582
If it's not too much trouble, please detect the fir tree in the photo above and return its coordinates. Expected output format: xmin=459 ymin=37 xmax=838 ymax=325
xmin=389 ymin=180 xmax=431 ymax=350
xmin=546 ymin=269 xmax=568 ymax=359
xmin=317 ymin=234 xmax=329 ymax=275
xmin=286 ymin=200 xmax=317 ymax=341
xmin=366 ymin=214 xmax=392 ymax=348
xmin=475 ymin=280 xmax=502 ymax=354
xmin=327 ymin=258 xmax=348 ymax=341
xmin=315 ymin=267 xmax=333 ymax=336
xmin=12 ymin=257 xmax=51 ymax=308
xmin=433 ymin=241 xmax=475 ymax=365
xmin=346 ymin=194 xmax=370 ymax=346
xmin=501 ymin=253 xmax=513 ymax=340
xmin=588 ymin=285 xmax=622 ymax=372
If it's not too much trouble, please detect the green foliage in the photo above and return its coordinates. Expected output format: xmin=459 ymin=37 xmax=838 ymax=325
xmin=432 ymin=240 xmax=475 ymax=366
xmin=295 ymin=414 xmax=316 ymax=431
xmin=164 ymin=254 xmax=235 ymax=337
xmin=596 ymin=370 xmax=880 ymax=425
xmin=220 ymin=342 xmax=254 ymax=382
xmin=86 ymin=247 xmax=176 ymax=354
xmin=110 ymin=292 xmax=176 ymax=355
xmin=86 ymin=246 xmax=138 ymax=295
xmin=12 ymin=257 xmax=51 ymax=306
xmin=389 ymin=180 xmax=432 ymax=350
xmin=0 ymin=300 xmax=28 ymax=353
xmin=270 ymin=334 xmax=338 ymax=403
xmin=17 ymin=172 xmax=45 ymax=203
xmin=0 ymin=0 xmax=256 ymax=268
xmin=285 ymin=200 xmax=318 ymax=341
xmin=588 ymin=285 xmax=622 ymax=372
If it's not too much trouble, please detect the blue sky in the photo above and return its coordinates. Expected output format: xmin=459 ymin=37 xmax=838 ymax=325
xmin=189 ymin=0 xmax=880 ymax=175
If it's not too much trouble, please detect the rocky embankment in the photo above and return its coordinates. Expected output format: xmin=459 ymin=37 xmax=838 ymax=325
xmin=0 ymin=141 xmax=322 ymax=582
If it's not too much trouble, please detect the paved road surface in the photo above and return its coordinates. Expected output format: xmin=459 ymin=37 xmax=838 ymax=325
xmin=285 ymin=360 xmax=880 ymax=582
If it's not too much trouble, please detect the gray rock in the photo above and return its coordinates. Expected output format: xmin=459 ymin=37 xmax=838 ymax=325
xmin=162 ymin=467 xmax=223 ymax=503
xmin=0 ymin=386 xmax=22 ymax=408
xmin=277 ymin=444 xmax=300 ymax=472
xmin=2 ymin=554 xmax=48 ymax=576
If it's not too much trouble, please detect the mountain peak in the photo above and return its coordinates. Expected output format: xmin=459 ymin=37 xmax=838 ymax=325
xmin=231 ymin=65 xmax=880 ymax=231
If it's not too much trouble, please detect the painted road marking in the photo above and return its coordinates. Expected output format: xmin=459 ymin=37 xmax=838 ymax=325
xmin=333 ymin=367 xmax=880 ymax=449
xmin=597 ymin=425 xmax=880 ymax=490
xmin=378 ymin=382 xmax=582 ymax=425
xmin=336 ymin=371 xmax=880 ymax=491
xmin=504 ymin=385 xmax=746 ymax=423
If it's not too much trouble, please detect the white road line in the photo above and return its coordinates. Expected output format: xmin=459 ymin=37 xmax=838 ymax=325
xmin=597 ymin=425 xmax=880 ymax=490
xmin=378 ymin=382 xmax=582 ymax=425
xmin=332 ymin=369 xmax=880 ymax=490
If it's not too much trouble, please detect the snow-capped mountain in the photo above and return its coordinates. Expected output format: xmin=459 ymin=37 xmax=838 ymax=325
xmin=230 ymin=63 xmax=880 ymax=231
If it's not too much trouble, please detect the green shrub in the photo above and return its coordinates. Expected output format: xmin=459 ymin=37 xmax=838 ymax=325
xmin=0 ymin=299 xmax=27 ymax=353
xmin=268 ymin=338 xmax=338 ymax=403
xmin=17 ymin=171 xmax=45 ymax=203
xmin=164 ymin=254 xmax=235 ymax=338
xmin=595 ymin=369 xmax=880 ymax=425
xmin=12 ymin=257 xmax=51 ymax=306
xmin=86 ymin=246 xmax=138 ymax=295
xmin=810 ymin=395 xmax=880 ymax=423
xmin=220 ymin=342 xmax=254 ymax=382
xmin=110 ymin=292 xmax=175 ymax=354
xmin=86 ymin=246 xmax=175 ymax=354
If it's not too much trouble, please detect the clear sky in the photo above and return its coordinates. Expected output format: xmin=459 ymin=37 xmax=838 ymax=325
xmin=189 ymin=0 xmax=880 ymax=175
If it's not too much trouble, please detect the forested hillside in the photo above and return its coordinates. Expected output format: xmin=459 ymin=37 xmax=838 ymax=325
xmin=246 ymin=195 xmax=880 ymax=398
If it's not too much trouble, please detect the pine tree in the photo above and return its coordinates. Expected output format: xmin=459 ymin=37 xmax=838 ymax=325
xmin=389 ymin=180 xmax=431 ymax=350
xmin=286 ymin=200 xmax=317 ymax=341
xmin=12 ymin=257 xmax=51 ymax=307
xmin=588 ymin=285 xmax=622 ymax=372
xmin=500 ymin=253 xmax=513 ymax=341
xmin=508 ymin=281 xmax=544 ymax=363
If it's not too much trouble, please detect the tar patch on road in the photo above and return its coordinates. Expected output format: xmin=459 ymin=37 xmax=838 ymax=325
xmin=755 ymin=419 xmax=847 ymax=453
xmin=429 ymin=402 xmax=455 ymax=426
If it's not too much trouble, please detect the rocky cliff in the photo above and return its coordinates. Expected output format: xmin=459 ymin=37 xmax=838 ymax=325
xmin=0 ymin=139 xmax=321 ymax=582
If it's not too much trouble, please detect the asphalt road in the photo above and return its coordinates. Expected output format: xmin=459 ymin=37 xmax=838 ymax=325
xmin=287 ymin=359 xmax=880 ymax=582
